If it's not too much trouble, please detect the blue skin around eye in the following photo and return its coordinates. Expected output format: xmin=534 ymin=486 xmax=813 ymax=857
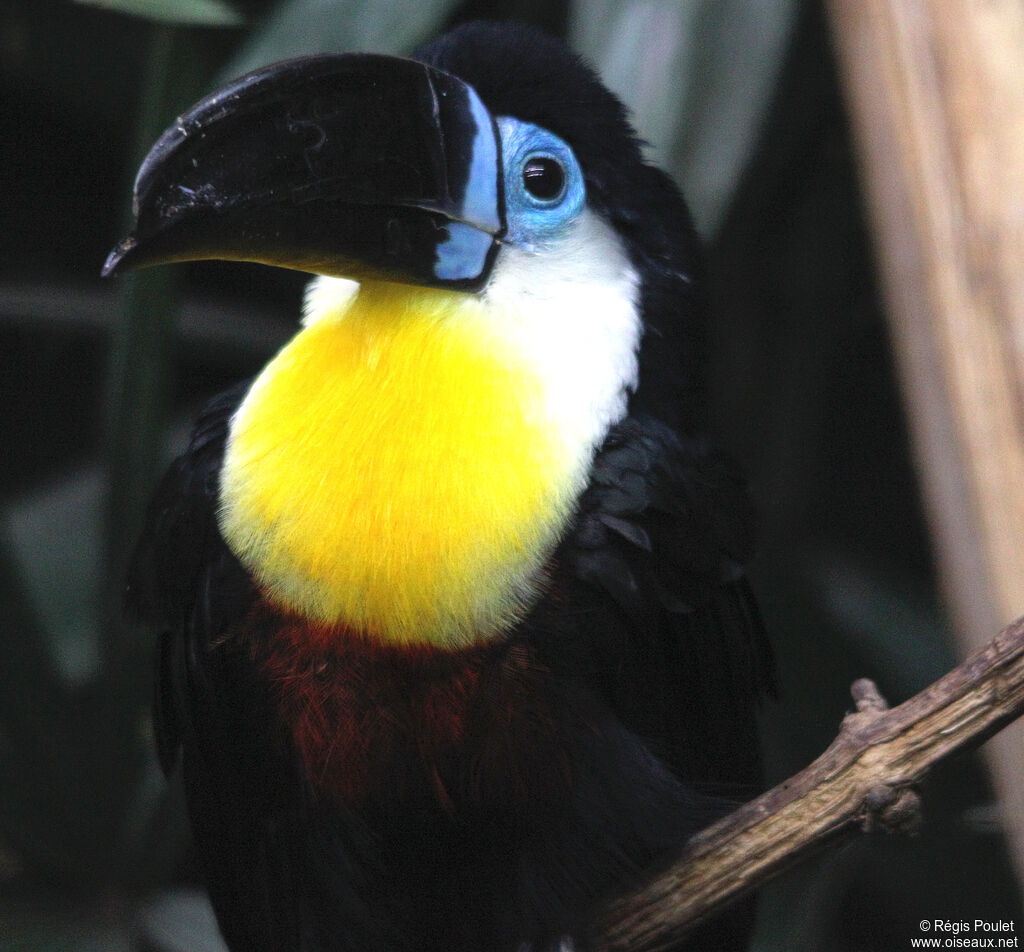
xmin=432 ymin=113 xmax=586 ymax=280
xmin=496 ymin=117 xmax=586 ymax=250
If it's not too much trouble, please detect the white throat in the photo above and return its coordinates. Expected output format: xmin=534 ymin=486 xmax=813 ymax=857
xmin=305 ymin=207 xmax=642 ymax=468
xmin=480 ymin=207 xmax=641 ymax=457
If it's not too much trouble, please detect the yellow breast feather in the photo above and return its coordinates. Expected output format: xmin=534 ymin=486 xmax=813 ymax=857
xmin=219 ymin=280 xmax=583 ymax=648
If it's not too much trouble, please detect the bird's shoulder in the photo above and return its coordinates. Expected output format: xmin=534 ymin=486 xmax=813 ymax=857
xmin=568 ymin=415 xmax=759 ymax=610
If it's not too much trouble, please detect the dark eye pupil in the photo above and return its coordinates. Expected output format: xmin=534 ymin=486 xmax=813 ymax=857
xmin=522 ymin=156 xmax=565 ymax=200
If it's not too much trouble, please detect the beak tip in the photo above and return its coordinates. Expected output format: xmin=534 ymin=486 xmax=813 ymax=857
xmin=101 ymin=236 xmax=138 ymax=278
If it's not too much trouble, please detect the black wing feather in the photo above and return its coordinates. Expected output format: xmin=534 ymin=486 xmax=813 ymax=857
xmin=565 ymin=415 xmax=774 ymax=799
xmin=129 ymin=382 xmax=312 ymax=951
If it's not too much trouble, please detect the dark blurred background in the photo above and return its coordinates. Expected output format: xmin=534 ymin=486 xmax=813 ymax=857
xmin=1 ymin=0 xmax=1020 ymax=948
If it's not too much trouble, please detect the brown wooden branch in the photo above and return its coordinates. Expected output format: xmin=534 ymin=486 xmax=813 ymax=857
xmin=826 ymin=0 xmax=1024 ymax=881
xmin=591 ymin=614 xmax=1024 ymax=952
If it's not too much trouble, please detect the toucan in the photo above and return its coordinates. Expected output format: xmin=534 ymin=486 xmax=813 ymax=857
xmin=106 ymin=20 xmax=773 ymax=952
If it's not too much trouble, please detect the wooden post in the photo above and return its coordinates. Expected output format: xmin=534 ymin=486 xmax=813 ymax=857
xmin=826 ymin=0 xmax=1024 ymax=886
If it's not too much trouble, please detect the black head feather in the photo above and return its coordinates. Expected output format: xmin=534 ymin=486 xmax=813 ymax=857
xmin=415 ymin=21 xmax=708 ymax=429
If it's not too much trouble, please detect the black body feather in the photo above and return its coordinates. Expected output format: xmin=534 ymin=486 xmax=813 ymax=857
xmin=131 ymin=392 xmax=771 ymax=952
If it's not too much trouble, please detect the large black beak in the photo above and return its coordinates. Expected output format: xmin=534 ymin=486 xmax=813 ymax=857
xmin=102 ymin=54 xmax=505 ymax=291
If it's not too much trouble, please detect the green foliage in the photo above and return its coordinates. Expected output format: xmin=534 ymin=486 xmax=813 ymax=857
xmin=73 ymin=0 xmax=245 ymax=28
xmin=221 ymin=0 xmax=462 ymax=79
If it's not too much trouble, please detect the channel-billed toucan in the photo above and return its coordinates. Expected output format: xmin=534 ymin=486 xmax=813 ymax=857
xmin=106 ymin=21 xmax=773 ymax=952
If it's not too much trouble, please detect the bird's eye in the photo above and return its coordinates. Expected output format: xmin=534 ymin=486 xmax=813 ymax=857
xmin=496 ymin=119 xmax=584 ymax=244
xmin=522 ymin=156 xmax=566 ymax=202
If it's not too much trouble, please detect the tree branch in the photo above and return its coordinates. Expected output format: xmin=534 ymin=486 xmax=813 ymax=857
xmin=592 ymin=614 xmax=1024 ymax=952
